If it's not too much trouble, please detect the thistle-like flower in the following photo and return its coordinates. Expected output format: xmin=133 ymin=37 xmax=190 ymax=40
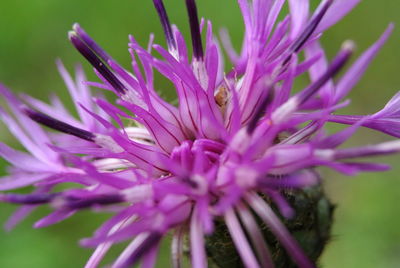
xmin=0 ymin=0 xmax=398 ymax=267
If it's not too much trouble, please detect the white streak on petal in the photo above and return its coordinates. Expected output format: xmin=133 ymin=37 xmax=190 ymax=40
xmin=225 ymin=208 xmax=260 ymax=268
xmin=190 ymin=206 xmax=207 ymax=268
xmin=112 ymin=232 xmax=149 ymax=268
xmin=95 ymin=134 xmax=124 ymax=153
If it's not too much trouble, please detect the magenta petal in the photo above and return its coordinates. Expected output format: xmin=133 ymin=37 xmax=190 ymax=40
xmin=334 ymin=24 xmax=394 ymax=103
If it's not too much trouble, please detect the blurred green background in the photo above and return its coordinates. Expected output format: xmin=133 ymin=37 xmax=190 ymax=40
xmin=0 ymin=0 xmax=399 ymax=267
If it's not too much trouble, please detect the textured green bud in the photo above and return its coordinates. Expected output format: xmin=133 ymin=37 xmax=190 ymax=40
xmin=205 ymin=185 xmax=335 ymax=268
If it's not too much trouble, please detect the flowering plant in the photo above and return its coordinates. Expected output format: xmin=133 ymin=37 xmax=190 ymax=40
xmin=0 ymin=0 xmax=398 ymax=267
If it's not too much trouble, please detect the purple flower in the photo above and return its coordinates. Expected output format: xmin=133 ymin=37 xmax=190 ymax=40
xmin=0 ymin=0 xmax=398 ymax=267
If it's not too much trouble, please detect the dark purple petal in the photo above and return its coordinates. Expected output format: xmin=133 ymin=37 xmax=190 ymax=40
xmin=0 ymin=193 xmax=59 ymax=205
xmin=247 ymin=86 xmax=274 ymax=134
xmin=117 ymin=232 xmax=162 ymax=268
xmin=297 ymin=41 xmax=354 ymax=105
xmin=64 ymin=194 xmax=125 ymax=210
xmin=152 ymin=0 xmax=176 ymax=51
xmin=289 ymin=0 xmax=333 ymax=54
xmin=73 ymin=23 xmax=114 ymax=63
xmin=69 ymin=32 xmax=126 ymax=94
xmin=23 ymin=108 xmax=95 ymax=142
xmin=185 ymin=0 xmax=203 ymax=60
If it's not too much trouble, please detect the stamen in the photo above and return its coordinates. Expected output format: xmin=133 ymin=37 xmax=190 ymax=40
xmin=247 ymin=87 xmax=274 ymax=134
xmin=69 ymin=32 xmax=126 ymax=94
xmin=291 ymin=0 xmax=333 ymax=53
xmin=119 ymin=232 xmax=162 ymax=268
xmin=297 ymin=41 xmax=354 ymax=105
xmin=272 ymin=41 xmax=354 ymax=124
xmin=284 ymin=0 xmax=333 ymax=65
xmin=152 ymin=0 xmax=177 ymax=51
xmin=0 ymin=193 xmax=59 ymax=205
xmin=23 ymin=108 xmax=95 ymax=141
xmin=185 ymin=0 xmax=204 ymax=60
xmin=73 ymin=23 xmax=113 ymax=63
xmin=64 ymin=194 xmax=125 ymax=209
xmin=1 ymin=192 xmax=126 ymax=209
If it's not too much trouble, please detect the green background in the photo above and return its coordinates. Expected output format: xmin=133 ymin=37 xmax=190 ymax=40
xmin=0 ymin=0 xmax=399 ymax=267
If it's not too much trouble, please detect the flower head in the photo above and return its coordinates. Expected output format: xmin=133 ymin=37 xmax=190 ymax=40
xmin=0 ymin=0 xmax=398 ymax=267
